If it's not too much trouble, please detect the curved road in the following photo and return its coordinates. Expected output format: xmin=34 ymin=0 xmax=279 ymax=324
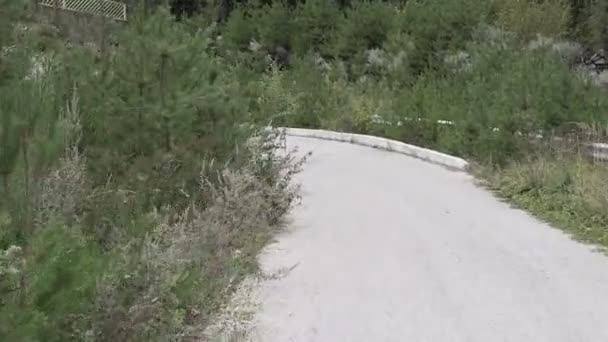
xmin=251 ymin=136 xmax=608 ymax=342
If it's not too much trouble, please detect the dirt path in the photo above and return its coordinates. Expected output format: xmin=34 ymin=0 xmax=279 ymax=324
xmin=244 ymin=136 xmax=608 ymax=342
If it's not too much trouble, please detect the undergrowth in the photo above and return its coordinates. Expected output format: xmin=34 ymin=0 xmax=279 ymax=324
xmin=480 ymin=140 xmax=608 ymax=249
xmin=2 ymin=0 xmax=608 ymax=340
xmin=0 ymin=4 xmax=304 ymax=341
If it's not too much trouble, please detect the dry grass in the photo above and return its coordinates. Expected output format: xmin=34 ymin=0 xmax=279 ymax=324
xmin=87 ymin=128 xmax=307 ymax=341
xmin=483 ymin=147 xmax=608 ymax=248
xmin=36 ymin=89 xmax=86 ymax=227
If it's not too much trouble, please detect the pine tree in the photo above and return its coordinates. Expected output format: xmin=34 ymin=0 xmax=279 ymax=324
xmin=0 ymin=0 xmax=70 ymax=244
xmin=68 ymin=5 xmax=249 ymax=206
xmin=0 ymin=1 xmax=29 ymax=203
xmin=80 ymin=5 xmax=213 ymax=154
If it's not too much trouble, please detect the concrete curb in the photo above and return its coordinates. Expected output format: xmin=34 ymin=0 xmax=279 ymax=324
xmin=278 ymin=127 xmax=469 ymax=172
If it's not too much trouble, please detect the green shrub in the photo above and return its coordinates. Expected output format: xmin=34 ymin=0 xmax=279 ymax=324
xmin=253 ymin=64 xmax=304 ymax=126
xmin=66 ymin=7 xmax=254 ymax=213
xmin=292 ymin=0 xmax=342 ymax=56
xmin=334 ymin=1 xmax=399 ymax=61
xmin=381 ymin=29 xmax=416 ymax=87
xmin=0 ymin=224 xmax=106 ymax=342
xmin=401 ymin=0 xmax=489 ymax=75
xmin=585 ymin=0 xmax=608 ymax=50
xmin=256 ymin=1 xmax=296 ymax=50
xmin=221 ymin=5 xmax=259 ymax=52
xmin=492 ymin=0 xmax=571 ymax=41
xmin=378 ymin=38 xmax=608 ymax=164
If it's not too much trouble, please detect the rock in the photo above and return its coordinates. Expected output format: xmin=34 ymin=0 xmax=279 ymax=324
xmin=313 ymin=53 xmax=331 ymax=72
xmin=578 ymin=67 xmax=608 ymax=89
xmin=587 ymin=49 xmax=608 ymax=71
xmin=527 ymin=35 xmax=585 ymax=66
xmin=366 ymin=48 xmax=386 ymax=67
xmin=444 ymin=51 xmax=472 ymax=73
xmin=551 ymin=41 xmax=584 ymax=66
xmin=528 ymin=34 xmax=554 ymax=50
xmin=597 ymin=70 xmax=608 ymax=87
xmin=272 ymin=46 xmax=290 ymax=69
xmin=248 ymin=39 xmax=262 ymax=53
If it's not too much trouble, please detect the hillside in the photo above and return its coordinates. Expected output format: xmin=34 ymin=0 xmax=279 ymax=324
xmin=1 ymin=0 xmax=608 ymax=341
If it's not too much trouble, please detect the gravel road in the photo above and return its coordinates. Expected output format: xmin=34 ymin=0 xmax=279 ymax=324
xmin=249 ymin=135 xmax=608 ymax=342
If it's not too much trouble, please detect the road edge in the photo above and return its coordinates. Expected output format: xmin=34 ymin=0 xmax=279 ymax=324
xmin=278 ymin=127 xmax=470 ymax=172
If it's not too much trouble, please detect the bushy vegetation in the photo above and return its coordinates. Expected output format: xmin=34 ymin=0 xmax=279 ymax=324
xmin=2 ymin=0 xmax=608 ymax=340
xmin=0 ymin=4 xmax=303 ymax=341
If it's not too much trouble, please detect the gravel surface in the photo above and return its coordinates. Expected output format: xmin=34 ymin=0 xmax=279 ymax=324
xmin=243 ymin=136 xmax=608 ymax=342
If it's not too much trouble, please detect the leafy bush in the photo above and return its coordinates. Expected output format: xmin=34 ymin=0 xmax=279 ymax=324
xmin=0 ymin=225 xmax=105 ymax=342
xmin=585 ymin=0 xmax=608 ymax=50
xmin=292 ymin=0 xmax=342 ymax=56
xmin=334 ymin=1 xmax=399 ymax=62
xmin=379 ymin=38 xmax=608 ymax=163
xmin=221 ymin=6 xmax=259 ymax=52
xmin=66 ymin=7 xmax=255 ymax=213
xmin=255 ymin=1 xmax=295 ymax=50
xmin=401 ymin=0 xmax=489 ymax=74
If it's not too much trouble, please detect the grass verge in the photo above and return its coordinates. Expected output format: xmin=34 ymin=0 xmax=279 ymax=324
xmin=479 ymin=151 xmax=608 ymax=250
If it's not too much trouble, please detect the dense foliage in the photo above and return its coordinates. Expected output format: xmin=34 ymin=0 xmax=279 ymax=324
xmin=0 ymin=3 xmax=302 ymax=341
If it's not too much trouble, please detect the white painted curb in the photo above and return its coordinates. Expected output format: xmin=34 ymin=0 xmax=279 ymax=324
xmin=278 ymin=127 xmax=470 ymax=172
